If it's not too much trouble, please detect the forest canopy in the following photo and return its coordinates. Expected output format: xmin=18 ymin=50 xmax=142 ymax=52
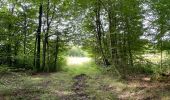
xmin=0 ymin=0 xmax=170 ymax=77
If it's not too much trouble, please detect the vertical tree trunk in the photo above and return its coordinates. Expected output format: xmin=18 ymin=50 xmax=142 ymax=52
xmin=33 ymin=37 xmax=37 ymax=70
xmin=7 ymin=4 xmax=15 ymax=66
xmin=42 ymin=0 xmax=50 ymax=71
xmin=107 ymin=1 xmax=119 ymax=67
xmin=23 ymin=12 xmax=27 ymax=67
xmin=128 ymin=43 xmax=133 ymax=67
xmin=108 ymin=9 xmax=113 ymax=63
xmin=35 ymin=4 xmax=43 ymax=71
xmin=95 ymin=0 xmax=109 ymax=66
xmin=126 ymin=17 xmax=134 ymax=67
xmin=54 ymin=34 xmax=59 ymax=71
xmin=7 ymin=25 xmax=12 ymax=66
xmin=160 ymin=24 xmax=163 ymax=71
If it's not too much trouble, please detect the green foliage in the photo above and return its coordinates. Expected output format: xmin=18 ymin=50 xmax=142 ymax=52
xmin=13 ymin=55 xmax=34 ymax=69
xmin=0 ymin=65 xmax=9 ymax=74
xmin=161 ymin=57 xmax=170 ymax=74
xmin=0 ymin=0 xmax=170 ymax=76
xmin=132 ymin=62 xmax=155 ymax=75
xmin=63 ymin=59 xmax=100 ymax=75
xmin=57 ymin=56 xmax=67 ymax=71
xmin=67 ymin=46 xmax=86 ymax=57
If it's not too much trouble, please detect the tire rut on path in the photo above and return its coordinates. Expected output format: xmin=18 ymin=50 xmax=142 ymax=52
xmin=71 ymin=74 xmax=92 ymax=100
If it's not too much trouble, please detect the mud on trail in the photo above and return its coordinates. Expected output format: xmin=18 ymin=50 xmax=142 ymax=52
xmin=1 ymin=71 xmax=170 ymax=100
xmin=70 ymin=74 xmax=94 ymax=100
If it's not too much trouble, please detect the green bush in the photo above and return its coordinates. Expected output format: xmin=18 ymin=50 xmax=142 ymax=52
xmin=57 ymin=56 xmax=67 ymax=71
xmin=67 ymin=46 xmax=85 ymax=57
xmin=133 ymin=63 xmax=154 ymax=74
xmin=161 ymin=58 xmax=170 ymax=74
xmin=0 ymin=65 xmax=9 ymax=74
xmin=14 ymin=55 xmax=34 ymax=69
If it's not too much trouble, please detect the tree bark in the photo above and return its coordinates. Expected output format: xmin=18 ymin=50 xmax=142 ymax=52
xmin=7 ymin=4 xmax=15 ymax=66
xmin=35 ymin=3 xmax=43 ymax=71
xmin=23 ymin=11 xmax=27 ymax=67
xmin=95 ymin=0 xmax=109 ymax=66
xmin=54 ymin=33 xmax=59 ymax=71
xmin=42 ymin=0 xmax=50 ymax=71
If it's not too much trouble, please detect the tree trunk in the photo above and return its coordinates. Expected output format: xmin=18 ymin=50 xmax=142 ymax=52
xmin=35 ymin=4 xmax=43 ymax=71
xmin=95 ymin=0 xmax=109 ymax=66
xmin=7 ymin=4 xmax=15 ymax=66
xmin=23 ymin=12 xmax=27 ymax=67
xmin=7 ymin=24 xmax=12 ymax=66
xmin=42 ymin=0 xmax=50 ymax=72
xmin=54 ymin=34 xmax=59 ymax=71
xmin=126 ymin=17 xmax=134 ymax=67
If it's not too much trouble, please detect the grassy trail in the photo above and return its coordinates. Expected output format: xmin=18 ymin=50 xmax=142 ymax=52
xmin=0 ymin=57 xmax=170 ymax=100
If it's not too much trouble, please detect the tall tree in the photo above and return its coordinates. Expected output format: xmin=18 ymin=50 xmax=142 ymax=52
xmin=35 ymin=3 xmax=43 ymax=71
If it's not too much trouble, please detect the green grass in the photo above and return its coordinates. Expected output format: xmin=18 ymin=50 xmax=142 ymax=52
xmin=0 ymin=72 xmax=74 ymax=100
xmin=63 ymin=61 xmax=100 ymax=76
xmin=0 ymin=57 xmax=170 ymax=99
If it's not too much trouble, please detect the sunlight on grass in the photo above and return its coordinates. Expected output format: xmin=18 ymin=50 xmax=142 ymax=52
xmin=66 ymin=57 xmax=92 ymax=65
xmin=55 ymin=90 xmax=74 ymax=96
xmin=31 ymin=77 xmax=43 ymax=81
xmin=142 ymin=53 xmax=167 ymax=63
xmin=64 ymin=57 xmax=100 ymax=75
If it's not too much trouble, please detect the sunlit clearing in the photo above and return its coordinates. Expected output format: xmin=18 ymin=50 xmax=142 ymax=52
xmin=31 ymin=77 xmax=42 ymax=81
xmin=55 ymin=90 xmax=74 ymax=96
xmin=67 ymin=57 xmax=92 ymax=65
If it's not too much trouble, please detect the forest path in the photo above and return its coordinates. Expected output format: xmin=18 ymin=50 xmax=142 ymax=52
xmin=71 ymin=74 xmax=93 ymax=100
xmin=0 ymin=57 xmax=170 ymax=99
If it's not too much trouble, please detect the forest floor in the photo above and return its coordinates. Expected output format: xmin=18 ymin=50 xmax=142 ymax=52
xmin=0 ymin=57 xmax=170 ymax=100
